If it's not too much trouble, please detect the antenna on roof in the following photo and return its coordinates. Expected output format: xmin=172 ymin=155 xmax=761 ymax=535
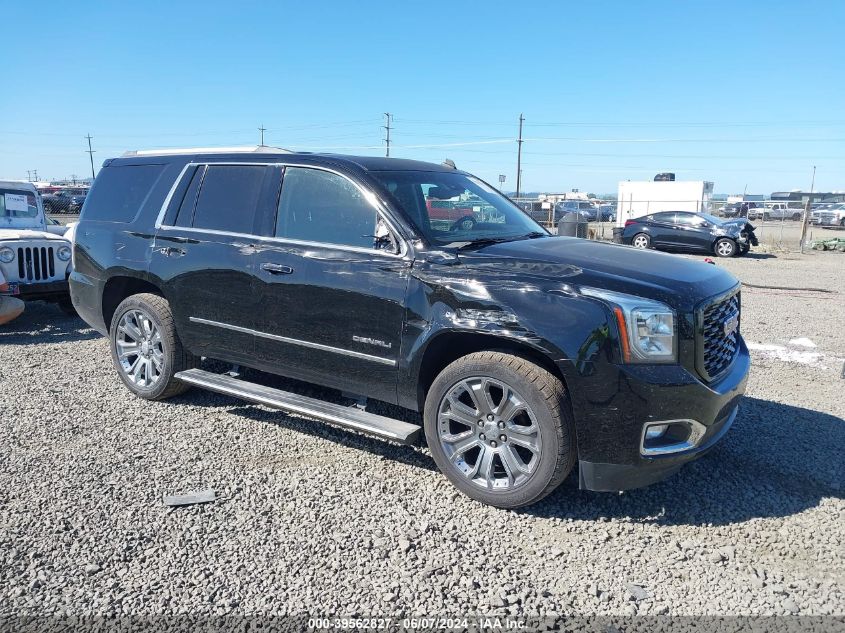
xmin=442 ymin=158 xmax=457 ymax=170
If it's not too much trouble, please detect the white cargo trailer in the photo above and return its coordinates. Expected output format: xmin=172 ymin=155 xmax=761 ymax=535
xmin=616 ymin=180 xmax=714 ymax=227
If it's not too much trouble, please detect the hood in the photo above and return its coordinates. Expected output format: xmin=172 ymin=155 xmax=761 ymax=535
xmin=455 ymin=237 xmax=739 ymax=312
xmin=0 ymin=228 xmax=70 ymax=242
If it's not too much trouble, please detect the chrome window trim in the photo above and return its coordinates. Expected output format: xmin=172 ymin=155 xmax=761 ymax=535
xmin=154 ymin=161 xmax=408 ymax=258
xmin=189 ymin=317 xmax=397 ymax=366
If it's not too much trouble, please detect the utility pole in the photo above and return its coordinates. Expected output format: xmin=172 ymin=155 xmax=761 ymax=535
xmin=258 ymin=124 xmax=267 ymax=146
xmin=26 ymin=170 xmax=32 ymax=181
xmin=86 ymin=134 xmax=96 ymax=180
xmin=33 ymin=169 xmax=38 ymax=182
xmin=799 ymin=165 xmax=816 ymax=254
xmin=383 ymin=113 xmax=392 ymax=157
xmin=515 ymin=113 xmax=524 ymax=199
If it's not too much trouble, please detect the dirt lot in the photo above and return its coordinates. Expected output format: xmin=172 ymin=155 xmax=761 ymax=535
xmin=0 ymin=250 xmax=842 ymax=624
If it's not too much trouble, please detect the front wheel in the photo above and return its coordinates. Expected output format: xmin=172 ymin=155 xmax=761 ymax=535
xmin=109 ymin=293 xmax=197 ymax=400
xmin=714 ymin=238 xmax=737 ymax=257
xmin=424 ymin=351 xmax=575 ymax=508
xmin=631 ymin=233 xmax=651 ymax=249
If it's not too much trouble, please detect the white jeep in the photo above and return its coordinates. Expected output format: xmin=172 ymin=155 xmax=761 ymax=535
xmin=0 ymin=180 xmax=75 ymax=313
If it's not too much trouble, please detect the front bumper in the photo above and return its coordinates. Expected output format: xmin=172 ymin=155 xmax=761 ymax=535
xmin=15 ymin=279 xmax=70 ymax=302
xmin=568 ymin=338 xmax=750 ymax=492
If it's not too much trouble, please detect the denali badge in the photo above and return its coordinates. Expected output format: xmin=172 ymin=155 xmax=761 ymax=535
xmin=352 ymin=335 xmax=392 ymax=349
xmin=723 ymin=314 xmax=739 ymax=338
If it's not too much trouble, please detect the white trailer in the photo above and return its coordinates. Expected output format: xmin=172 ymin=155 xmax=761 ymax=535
xmin=616 ymin=180 xmax=714 ymax=227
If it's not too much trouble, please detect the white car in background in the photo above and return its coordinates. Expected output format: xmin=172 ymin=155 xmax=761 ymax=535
xmin=0 ymin=180 xmax=75 ymax=314
xmin=811 ymin=203 xmax=845 ymax=227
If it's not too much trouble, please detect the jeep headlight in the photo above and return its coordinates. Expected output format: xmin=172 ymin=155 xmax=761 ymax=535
xmin=57 ymin=245 xmax=72 ymax=261
xmin=580 ymin=287 xmax=676 ymax=363
xmin=0 ymin=247 xmax=14 ymax=263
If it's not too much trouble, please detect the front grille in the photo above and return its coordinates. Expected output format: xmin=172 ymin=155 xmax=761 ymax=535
xmin=697 ymin=290 xmax=740 ymax=382
xmin=17 ymin=246 xmax=56 ymax=282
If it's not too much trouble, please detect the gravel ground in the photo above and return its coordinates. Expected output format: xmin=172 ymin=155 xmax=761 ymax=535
xmin=0 ymin=251 xmax=843 ymax=625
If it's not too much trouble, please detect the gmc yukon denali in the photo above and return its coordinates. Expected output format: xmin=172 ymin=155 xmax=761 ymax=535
xmin=70 ymin=147 xmax=749 ymax=508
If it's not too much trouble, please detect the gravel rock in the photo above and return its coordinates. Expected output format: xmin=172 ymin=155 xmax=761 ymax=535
xmin=0 ymin=254 xmax=843 ymax=619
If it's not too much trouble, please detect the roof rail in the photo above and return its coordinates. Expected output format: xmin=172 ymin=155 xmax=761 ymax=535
xmin=122 ymin=145 xmax=292 ymax=157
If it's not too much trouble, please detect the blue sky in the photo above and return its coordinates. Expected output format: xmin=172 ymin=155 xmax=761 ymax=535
xmin=1 ymin=0 xmax=843 ymax=195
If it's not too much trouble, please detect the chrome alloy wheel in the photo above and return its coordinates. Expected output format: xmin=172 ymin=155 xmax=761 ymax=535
xmin=115 ymin=309 xmax=164 ymax=388
xmin=632 ymin=234 xmax=649 ymax=248
xmin=437 ymin=377 xmax=542 ymax=490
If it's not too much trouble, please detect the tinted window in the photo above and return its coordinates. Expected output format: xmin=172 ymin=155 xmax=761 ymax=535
xmin=192 ymin=165 xmax=265 ymax=233
xmin=173 ymin=166 xmax=204 ymax=227
xmin=83 ymin=165 xmax=165 ymax=222
xmin=276 ymin=167 xmax=378 ymax=249
xmin=651 ymin=212 xmax=676 ymax=223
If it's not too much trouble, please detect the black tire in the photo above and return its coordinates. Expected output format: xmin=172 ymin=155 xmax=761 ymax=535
xmin=424 ymin=351 xmax=575 ymax=509
xmin=631 ymin=232 xmax=651 ymax=249
xmin=109 ymin=293 xmax=197 ymax=400
xmin=714 ymin=238 xmax=737 ymax=257
xmin=792 ymin=213 xmax=802 ymax=221
xmin=762 ymin=212 xmax=770 ymax=221
xmin=738 ymin=244 xmax=750 ymax=256
xmin=57 ymin=297 xmax=77 ymax=316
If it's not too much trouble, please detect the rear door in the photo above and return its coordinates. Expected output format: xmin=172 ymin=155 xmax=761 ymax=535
xmin=152 ymin=162 xmax=278 ymax=365
xmin=647 ymin=212 xmax=679 ymax=247
xmin=251 ymin=165 xmax=410 ymax=403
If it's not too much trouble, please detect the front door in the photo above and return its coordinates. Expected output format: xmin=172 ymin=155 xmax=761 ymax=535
xmin=252 ymin=166 xmax=410 ymax=404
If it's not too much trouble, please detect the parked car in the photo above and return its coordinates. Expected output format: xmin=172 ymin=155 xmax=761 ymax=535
xmin=598 ymin=204 xmax=616 ymax=222
xmin=622 ymin=211 xmax=758 ymax=257
xmin=555 ymin=200 xmax=597 ymax=222
xmin=42 ymin=188 xmax=88 ymax=214
xmin=755 ymin=203 xmax=803 ymax=222
xmin=70 ymin=147 xmax=749 ymax=508
xmin=811 ymin=203 xmax=845 ymax=227
xmin=721 ymin=202 xmax=759 ymax=218
xmin=0 ymin=180 xmax=74 ymax=312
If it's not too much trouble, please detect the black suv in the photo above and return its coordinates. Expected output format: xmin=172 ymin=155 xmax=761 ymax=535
xmin=70 ymin=147 xmax=749 ymax=508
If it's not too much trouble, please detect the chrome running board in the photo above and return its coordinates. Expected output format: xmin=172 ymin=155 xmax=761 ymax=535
xmin=175 ymin=368 xmax=420 ymax=445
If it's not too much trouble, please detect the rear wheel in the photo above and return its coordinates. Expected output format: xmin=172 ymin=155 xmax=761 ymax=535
xmin=714 ymin=238 xmax=737 ymax=257
xmin=109 ymin=293 xmax=197 ymax=400
xmin=631 ymin=233 xmax=651 ymax=249
xmin=424 ymin=351 xmax=575 ymax=508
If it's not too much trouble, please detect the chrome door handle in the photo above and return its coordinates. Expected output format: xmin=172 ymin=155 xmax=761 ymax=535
xmin=261 ymin=262 xmax=293 ymax=275
xmin=156 ymin=246 xmax=186 ymax=257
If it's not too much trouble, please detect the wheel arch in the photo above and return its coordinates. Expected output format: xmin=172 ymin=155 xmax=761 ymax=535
xmin=414 ymin=331 xmax=570 ymax=414
xmin=102 ymin=274 xmax=164 ymax=331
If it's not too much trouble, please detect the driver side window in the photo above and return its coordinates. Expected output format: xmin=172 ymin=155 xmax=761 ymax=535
xmin=275 ymin=167 xmax=387 ymax=250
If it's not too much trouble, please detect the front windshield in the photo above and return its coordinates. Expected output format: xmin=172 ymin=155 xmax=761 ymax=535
xmin=0 ymin=189 xmax=39 ymax=219
xmin=370 ymin=170 xmax=546 ymax=246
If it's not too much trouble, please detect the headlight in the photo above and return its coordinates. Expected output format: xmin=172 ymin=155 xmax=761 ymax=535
xmin=57 ymin=246 xmax=72 ymax=261
xmin=580 ymin=287 xmax=677 ymax=363
xmin=0 ymin=247 xmax=14 ymax=263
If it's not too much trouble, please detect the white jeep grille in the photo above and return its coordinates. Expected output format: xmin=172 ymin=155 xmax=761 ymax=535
xmin=16 ymin=246 xmax=58 ymax=282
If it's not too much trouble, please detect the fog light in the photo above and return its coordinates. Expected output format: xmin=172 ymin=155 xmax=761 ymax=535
xmin=645 ymin=424 xmax=669 ymax=440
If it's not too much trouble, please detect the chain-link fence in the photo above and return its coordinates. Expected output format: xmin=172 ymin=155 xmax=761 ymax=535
xmin=36 ymin=185 xmax=89 ymax=215
xmin=511 ymin=197 xmax=845 ymax=251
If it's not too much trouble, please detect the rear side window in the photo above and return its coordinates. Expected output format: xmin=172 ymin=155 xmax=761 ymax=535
xmin=83 ymin=164 xmax=165 ymax=222
xmin=192 ymin=165 xmax=265 ymax=234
